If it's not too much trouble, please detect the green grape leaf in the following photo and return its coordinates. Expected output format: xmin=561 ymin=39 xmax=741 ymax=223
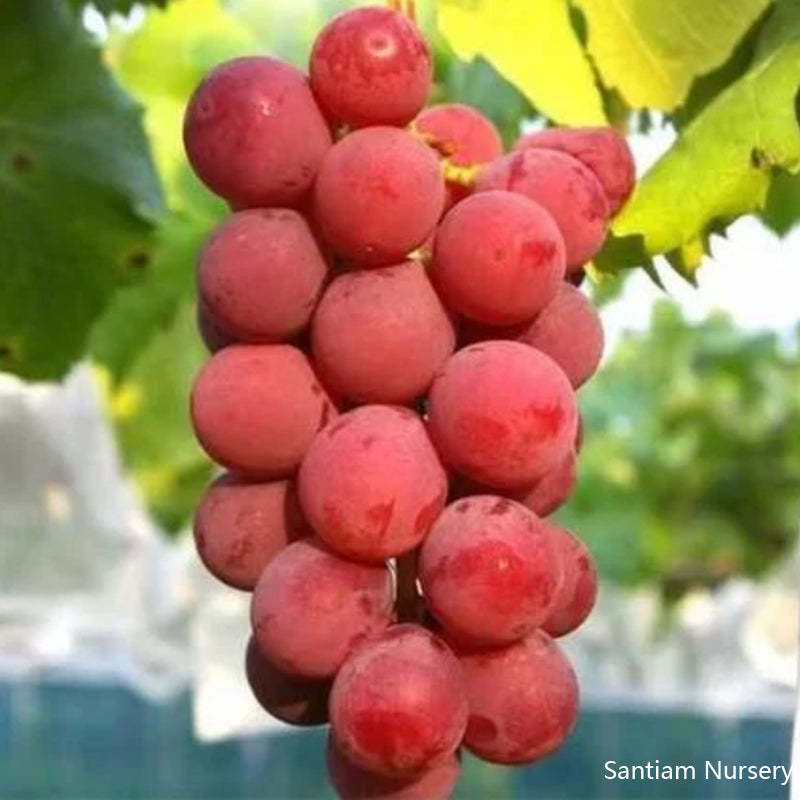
xmin=108 ymin=301 xmax=211 ymax=533
xmin=574 ymin=0 xmax=770 ymax=110
xmin=761 ymin=169 xmax=800 ymax=233
xmin=0 ymin=0 xmax=164 ymax=380
xmin=67 ymin=0 xmax=170 ymax=16
xmin=437 ymin=0 xmax=606 ymax=125
xmin=612 ymin=1 xmax=800 ymax=266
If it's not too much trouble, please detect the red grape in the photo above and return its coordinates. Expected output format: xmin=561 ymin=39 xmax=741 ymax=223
xmin=330 ymin=624 xmax=467 ymax=777
xmin=542 ymin=524 xmax=598 ymax=638
xmin=517 ymin=283 xmax=604 ymax=389
xmin=197 ymin=302 xmax=234 ymax=353
xmin=454 ymin=630 xmax=578 ymax=764
xmin=198 ymin=209 xmax=328 ymax=343
xmin=515 ymin=449 xmax=577 ymax=517
xmin=312 ymin=261 xmax=456 ymax=404
xmin=476 ymin=148 xmax=609 ymax=271
xmin=251 ymin=539 xmax=392 ymax=679
xmin=432 ymin=191 xmax=565 ymax=326
xmin=245 ymin=636 xmax=330 ymax=726
xmin=193 ymin=474 xmax=308 ymax=590
xmin=298 ymin=406 xmax=447 ymax=562
xmin=413 ymin=103 xmax=503 ymax=208
xmin=419 ymin=496 xmax=559 ymax=646
xmin=310 ymin=7 xmax=432 ymax=128
xmin=427 ymin=341 xmax=578 ymax=488
xmin=313 ymin=127 xmax=445 ymax=267
xmin=190 ymin=344 xmax=337 ymax=478
xmin=514 ymin=126 xmax=635 ymax=214
xmin=183 ymin=57 xmax=332 ymax=208
xmin=327 ymin=734 xmax=460 ymax=800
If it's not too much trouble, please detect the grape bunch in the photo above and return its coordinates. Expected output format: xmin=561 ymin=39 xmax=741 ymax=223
xmin=184 ymin=5 xmax=634 ymax=799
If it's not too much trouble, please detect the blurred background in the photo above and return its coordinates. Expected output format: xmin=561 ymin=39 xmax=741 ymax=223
xmin=1 ymin=0 xmax=798 ymax=798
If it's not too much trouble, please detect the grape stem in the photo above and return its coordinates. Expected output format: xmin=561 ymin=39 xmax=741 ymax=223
xmin=387 ymin=0 xmax=417 ymax=23
xmin=395 ymin=549 xmax=423 ymax=623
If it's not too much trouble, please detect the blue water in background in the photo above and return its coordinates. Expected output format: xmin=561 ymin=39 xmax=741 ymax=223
xmin=0 ymin=681 xmax=791 ymax=799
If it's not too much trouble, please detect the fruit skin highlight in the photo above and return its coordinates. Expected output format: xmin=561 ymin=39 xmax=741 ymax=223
xmin=193 ymin=474 xmax=308 ymax=591
xmin=329 ymin=624 xmax=468 ymax=777
xmin=432 ymin=191 xmax=566 ymax=326
xmin=310 ymin=6 xmax=432 ymax=128
xmin=313 ymin=127 xmax=445 ymax=267
xmin=419 ymin=496 xmax=560 ymax=647
xmin=198 ymin=208 xmax=328 ymax=343
xmin=184 ymin=56 xmax=332 ymax=209
xmin=190 ymin=344 xmax=337 ymax=478
xmin=454 ymin=630 xmax=579 ymax=764
xmin=298 ymin=405 xmax=448 ymax=562
xmin=514 ymin=126 xmax=635 ymax=214
xmin=477 ymin=148 xmax=609 ymax=271
xmin=312 ymin=261 xmax=456 ymax=405
xmin=427 ymin=341 xmax=578 ymax=489
xmin=251 ymin=538 xmax=393 ymax=679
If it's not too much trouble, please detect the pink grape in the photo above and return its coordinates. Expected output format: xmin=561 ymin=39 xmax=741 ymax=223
xmin=313 ymin=127 xmax=445 ymax=267
xmin=454 ymin=630 xmax=579 ymax=764
xmin=476 ymin=148 xmax=609 ymax=271
xmin=327 ymin=734 xmax=460 ymax=800
xmin=310 ymin=7 xmax=432 ymax=128
xmin=419 ymin=496 xmax=559 ymax=646
xmin=193 ymin=474 xmax=308 ymax=590
xmin=413 ymin=103 xmax=503 ymax=209
xmin=312 ymin=261 xmax=456 ymax=404
xmin=198 ymin=209 xmax=328 ymax=343
xmin=514 ymin=126 xmax=635 ymax=214
xmin=516 ymin=450 xmax=577 ymax=517
xmin=330 ymin=624 xmax=468 ymax=777
xmin=190 ymin=344 xmax=337 ymax=478
xmin=517 ymin=283 xmax=604 ymax=388
xmin=427 ymin=341 xmax=578 ymax=488
xmin=197 ymin=302 xmax=234 ymax=353
xmin=432 ymin=191 xmax=565 ymax=326
xmin=251 ymin=539 xmax=392 ymax=679
xmin=183 ymin=57 xmax=332 ymax=208
xmin=298 ymin=405 xmax=447 ymax=562
xmin=542 ymin=524 xmax=598 ymax=638
xmin=245 ymin=636 xmax=330 ymax=726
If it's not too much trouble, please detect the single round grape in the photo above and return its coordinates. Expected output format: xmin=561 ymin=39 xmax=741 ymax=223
xmin=312 ymin=261 xmax=456 ymax=404
xmin=413 ymin=103 xmax=503 ymax=209
xmin=515 ymin=450 xmax=577 ymax=517
xmin=327 ymin=734 xmax=460 ymax=800
xmin=198 ymin=209 xmax=328 ymax=343
xmin=476 ymin=148 xmax=609 ymax=271
xmin=432 ymin=191 xmax=565 ymax=326
xmin=245 ymin=636 xmax=330 ymax=726
xmin=190 ymin=344 xmax=337 ymax=478
xmin=518 ymin=283 xmax=604 ymax=388
xmin=542 ymin=524 xmax=598 ymax=637
xmin=427 ymin=341 xmax=578 ymax=489
xmin=251 ymin=539 xmax=392 ymax=679
xmin=193 ymin=474 xmax=308 ymax=590
xmin=419 ymin=496 xmax=559 ymax=646
xmin=454 ymin=630 xmax=579 ymax=764
xmin=330 ymin=624 xmax=468 ymax=777
xmin=298 ymin=405 xmax=447 ymax=562
xmin=197 ymin=302 xmax=234 ymax=353
xmin=183 ymin=57 xmax=332 ymax=208
xmin=313 ymin=127 xmax=445 ymax=267
xmin=514 ymin=126 xmax=635 ymax=214
xmin=310 ymin=7 xmax=432 ymax=128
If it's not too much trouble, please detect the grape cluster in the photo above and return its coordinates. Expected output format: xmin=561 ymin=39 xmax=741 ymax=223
xmin=184 ymin=5 xmax=634 ymax=799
